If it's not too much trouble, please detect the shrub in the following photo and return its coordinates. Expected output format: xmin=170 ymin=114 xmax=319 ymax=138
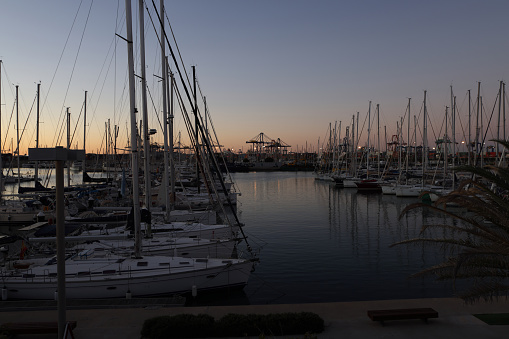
xmin=141 ymin=312 xmax=324 ymax=338
xmin=141 ymin=314 xmax=214 ymax=338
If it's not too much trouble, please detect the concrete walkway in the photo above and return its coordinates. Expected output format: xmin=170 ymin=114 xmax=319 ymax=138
xmin=1 ymin=297 xmax=508 ymax=338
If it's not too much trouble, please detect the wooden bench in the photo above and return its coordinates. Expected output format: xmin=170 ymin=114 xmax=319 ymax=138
xmin=0 ymin=321 xmax=77 ymax=335
xmin=367 ymin=308 xmax=438 ymax=326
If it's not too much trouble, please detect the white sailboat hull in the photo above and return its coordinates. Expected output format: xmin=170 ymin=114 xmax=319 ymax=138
xmin=1 ymin=256 xmax=253 ymax=300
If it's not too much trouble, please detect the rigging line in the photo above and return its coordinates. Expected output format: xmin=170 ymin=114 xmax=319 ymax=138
xmin=457 ymin=92 xmax=471 ymax=145
xmin=0 ymin=62 xmax=18 ymax=102
xmin=41 ymin=0 xmax=84 ymax=118
xmin=53 ymin=0 xmax=95 ymax=149
xmin=150 ymin=0 xmax=196 ymax=116
xmin=163 ymin=6 xmax=193 ymax=95
xmin=3 ymin=101 xmax=15 ymax=155
xmin=194 ymin=83 xmax=237 ymax=193
xmin=88 ymin=38 xmax=119 ymax=140
xmin=70 ymin=99 xmax=85 ymax=147
xmin=86 ymin=20 xmax=122 ymax=142
xmin=7 ymin=91 xmax=37 ymax=173
xmin=151 ymin=2 xmax=250 ymax=252
xmin=480 ymin=92 xmax=500 ymax=146
xmin=145 ymin=84 xmax=164 ymax=133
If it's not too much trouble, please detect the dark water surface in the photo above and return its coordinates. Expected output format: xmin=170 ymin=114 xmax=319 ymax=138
xmin=231 ymin=171 xmax=457 ymax=305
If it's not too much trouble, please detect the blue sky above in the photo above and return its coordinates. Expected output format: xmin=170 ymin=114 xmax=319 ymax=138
xmin=1 ymin=0 xmax=508 ymax=154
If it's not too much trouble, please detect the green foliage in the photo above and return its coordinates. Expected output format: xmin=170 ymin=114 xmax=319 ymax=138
xmin=140 ymin=314 xmax=214 ymax=339
xmin=474 ymin=313 xmax=509 ymax=325
xmin=393 ymin=140 xmax=509 ymax=303
xmin=141 ymin=312 xmax=324 ymax=338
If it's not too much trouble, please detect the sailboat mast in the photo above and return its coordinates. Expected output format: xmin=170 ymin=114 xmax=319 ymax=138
xmin=83 ymin=91 xmax=87 ymax=172
xmin=0 ymin=60 xmax=2 ymax=200
xmin=423 ymin=90 xmax=428 ymax=174
xmin=377 ymin=103 xmax=380 ymax=179
xmin=67 ymin=107 xmax=70 ymax=187
xmin=35 ymin=83 xmax=40 ymax=184
xmin=160 ymin=0 xmax=171 ymax=220
xmin=444 ymin=106 xmax=448 ymax=183
xmin=193 ymin=66 xmax=200 ymax=194
xmin=139 ymin=0 xmax=152 ymax=237
xmin=497 ymin=81 xmax=502 ymax=161
xmin=468 ymin=89 xmax=471 ymax=166
xmin=407 ymin=98 xmax=410 ymax=177
xmin=475 ymin=82 xmax=480 ymax=165
xmin=355 ymin=111 xmax=359 ymax=176
xmin=125 ymin=0 xmax=142 ymax=258
xmin=169 ymin=69 xmax=176 ymax=208
xmin=453 ymin=96 xmax=456 ymax=188
xmin=367 ymin=101 xmax=371 ymax=178
xmin=16 ymin=85 xmax=19 ymax=186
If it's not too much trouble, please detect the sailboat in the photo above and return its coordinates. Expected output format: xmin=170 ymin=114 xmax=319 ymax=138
xmin=355 ymin=102 xmax=382 ymax=192
xmin=0 ymin=0 xmax=254 ymax=300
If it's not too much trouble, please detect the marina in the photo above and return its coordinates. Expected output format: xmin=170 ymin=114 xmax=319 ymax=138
xmin=0 ymin=169 xmax=463 ymax=305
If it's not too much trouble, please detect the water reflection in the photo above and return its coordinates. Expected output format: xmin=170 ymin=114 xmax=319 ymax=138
xmin=233 ymin=172 xmax=458 ymax=304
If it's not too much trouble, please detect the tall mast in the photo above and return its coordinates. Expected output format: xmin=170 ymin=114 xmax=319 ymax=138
xmin=376 ymin=103 xmax=380 ymax=179
xmin=355 ymin=111 xmax=359 ymax=176
xmin=475 ymin=82 xmax=480 ymax=165
xmin=193 ymin=66 xmax=199 ymax=193
xmin=423 ymin=90 xmax=428 ymax=174
xmin=480 ymin=95 xmax=484 ymax=167
xmin=453 ymin=96 xmax=456 ymax=188
xmin=468 ymin=89 xmax=471 ymax=166
xmin=139 ymin=0 xmax=151 ymax=237
xmin=160 ymin=0 xmax=171 ymax=220
xmin=16 ymin=85 xmax=19 ymax=186
xmin=407 ymin=98 xmax=410 ymax=177
xmin=67 ymin=107 xmax=71 ymax=187
xmin=367 ymin=101 xmax=371 ymax=178
xmin=414 ymin=115 xmax=417 ymax=167
xmin=351 ymin=114 xmax=355 ymax=176
xmin=125 ymin=0 xmax=141 ymax=258
xmin=83 ymin=91 xmax=87 ymax=172
xmin=497 ymin=81 xmax=502 ymax=162
xmin=35 ymin=83 xmax=40 ymax=184
xmin=444 ymin=106 xmax=448 ymax=185
xmin=0 ymin=61 xmax=2 ymax=200
xmin=169 ymin=68 xmax=176 ymax=209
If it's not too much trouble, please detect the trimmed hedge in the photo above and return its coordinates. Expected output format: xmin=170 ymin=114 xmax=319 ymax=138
xmin=141 ymin=314 xmax=215 ymax=338
xmin=141 ymin=312 xmax=324 ymax=338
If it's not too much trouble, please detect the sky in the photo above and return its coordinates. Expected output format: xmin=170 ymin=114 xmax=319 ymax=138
xmin=1 ymin=0 xmax=509 ymax=156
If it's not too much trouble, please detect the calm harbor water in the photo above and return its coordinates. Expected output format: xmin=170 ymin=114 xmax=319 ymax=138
xmin=5 ymin=169 xmax=459 ymax=305
xmin=233 ymin=171 xmax=458 ymax=305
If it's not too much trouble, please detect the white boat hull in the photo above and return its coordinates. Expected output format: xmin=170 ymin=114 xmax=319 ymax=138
xmin=1 ymin=256 xmax=253 ymax=300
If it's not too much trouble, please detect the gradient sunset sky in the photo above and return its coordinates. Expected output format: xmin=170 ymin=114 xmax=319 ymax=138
xmin=1 ymin=0 xmax=508 ymax=155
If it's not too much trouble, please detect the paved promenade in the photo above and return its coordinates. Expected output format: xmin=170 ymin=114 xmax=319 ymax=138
xmin=1 ymin=297 xmax=508 ymax=338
